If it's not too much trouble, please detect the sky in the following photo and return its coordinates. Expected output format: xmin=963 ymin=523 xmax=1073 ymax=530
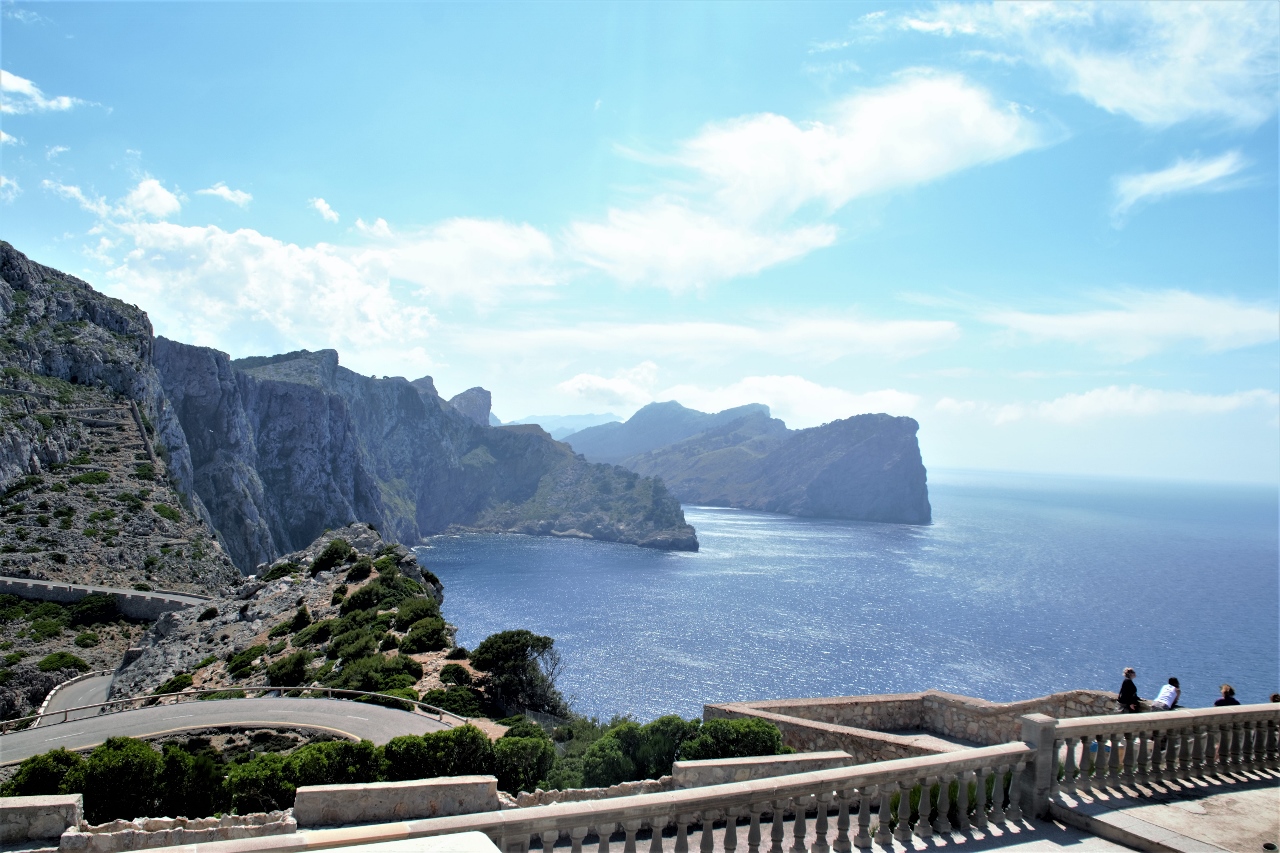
xmin=1 ymin=1 xmax=1277 ymax=484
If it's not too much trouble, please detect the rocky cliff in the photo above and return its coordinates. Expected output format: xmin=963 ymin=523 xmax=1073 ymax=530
xmin=562 ymin=401 xmax=770 ymax=464
xmin=570 ymin=404 xmax=932 ymax=525
xmin=155 ymin=343 xmax=698 ymax=568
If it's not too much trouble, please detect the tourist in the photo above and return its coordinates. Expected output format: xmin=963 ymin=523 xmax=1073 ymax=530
xmin=1118 ymin=667 xmax=1141 ymax=713
xmin=1150 ymin=677 xmax=1180 ymax=710
xmin=1214 ymin=684 xmax=1240 ymax=706
xmin=1271 ymin=693 xmax=1279 ymax=703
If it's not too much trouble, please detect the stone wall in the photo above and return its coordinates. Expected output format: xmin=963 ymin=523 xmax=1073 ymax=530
xmin=0 ymin=578 xmax=207 ymax=621
xmin=0 ymin=793 xmax=82 ymax=845
xmin=293 ymin=776 xmax=499 ymax=828
xmin=58 ymin=811 xmax=294 ymax=853
xmin=672 ymin=751 xmax=853 ymax=789
xmin=513 ymin=778 xmax=672 ymax=808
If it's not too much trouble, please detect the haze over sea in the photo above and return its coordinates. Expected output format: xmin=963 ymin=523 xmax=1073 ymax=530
xmin=421 ymin=470 xmax=1278 ymax=721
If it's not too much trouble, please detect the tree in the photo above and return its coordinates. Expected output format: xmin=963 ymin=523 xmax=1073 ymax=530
xmin=470 ymin=629 xmax=567 ymax=716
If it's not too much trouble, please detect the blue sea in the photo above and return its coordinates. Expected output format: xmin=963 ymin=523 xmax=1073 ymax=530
xmin=418 ymin=470 xmax=1279 ymax=721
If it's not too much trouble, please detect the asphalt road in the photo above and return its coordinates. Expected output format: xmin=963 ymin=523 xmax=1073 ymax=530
xmin=0 ymin=697 xmax=451 ymax=765
xmin=34 ymin=674 xmax=115 ymax=726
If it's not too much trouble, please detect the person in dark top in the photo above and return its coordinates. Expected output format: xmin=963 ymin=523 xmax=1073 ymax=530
xmin=1214 ymin=684 xmax=1240 ymax=706
xmin=1118 ymin=667 xmax=1141 ymax=712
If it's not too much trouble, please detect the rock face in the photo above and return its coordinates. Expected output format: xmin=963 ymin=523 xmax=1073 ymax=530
xmin=563 ymin=401 xmax=769 ymax=464
xmin=154 ymin=343 xmax=698 ymax=568
xmin=568 ymin=404 xmax=931 ymax=525
xmin=447 ymin=387 xmax=492 ymax=426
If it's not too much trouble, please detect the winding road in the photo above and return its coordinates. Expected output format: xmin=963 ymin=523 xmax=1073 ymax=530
xmin=34 ymin=674 xmax=114 ymax=726
xmin=0 ymin=697 xmax=450 ymax=765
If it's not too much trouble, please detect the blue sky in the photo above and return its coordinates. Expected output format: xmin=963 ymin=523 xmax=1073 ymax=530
xmin=2 ymin=2 xmax=1277 ymax=483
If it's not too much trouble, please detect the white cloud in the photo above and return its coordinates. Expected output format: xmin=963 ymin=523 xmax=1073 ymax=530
xmin=196 ymin=182 xmax=252 ymax=208
xmin=0 ymin=69 xmax=85 ymax=114
xmin=45 ymin=144 xmax=68 ymax=160
xmin=988 ymin=290 xmax=1279 ymax=359
xmin=979 ymin=386 xmax=1280 ymax=425
xmin=1 ymin=130 xmax=20 ymax=145
xmin=898 ymin=2 xmax=1279 ymax=128
xmin=557 ymin=362 xmax=659 ymax=409
xmin=661 ymin=376 xmax=921 ymax=428
xmin=310 ymin=197 xmax=339 ymax=223
xmin=118 ymin=178 xmax=181 ymax=220
xmin=566 ymin=72 xmax=1040 ymax=289
xmin=0 ymin=175 xmax=19 ymax=203
xmin=42 ymin=179 xmax=110 ymax=216
xmin=1111 ymin=151 xmax=1248 ymax=223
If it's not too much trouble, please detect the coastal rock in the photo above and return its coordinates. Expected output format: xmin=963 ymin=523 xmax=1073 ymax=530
xmin=447 ymin=387 xmax=492 ymax=427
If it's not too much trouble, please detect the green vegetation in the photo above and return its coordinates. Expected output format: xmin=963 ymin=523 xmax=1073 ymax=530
xmin=153 ymin=673 xmax=194 ymax=695
xmin=439 ymin=663 xmax=472 ymax=685
xmin=226 ymin=645 xmax=267 ymax=679
xmin=471 ymin=629 xmax=567 ymax=716
xmin=74 ymin=631 xmax=99 ymax=648
xmin=260 ymin=562 xmax=299 ymax=583
xmin=421 ymin=686 xmax=483 ymax=717
xmin=310 ymin=538 xmax=352 ymax=575
xmin=68 ymin=471 xmax=110 ymax=486
xmin=266 ymin=651 xmax=312 ymax=687
xmin=133 ymin=463 xmax=156 ymax=480
xmin=153 ymin=503 xmax=181 ymax=522
xmin=38 ymin=652 xmax=90 ymax=673
xmin=197 ymin=606 xmax=218 ymax=621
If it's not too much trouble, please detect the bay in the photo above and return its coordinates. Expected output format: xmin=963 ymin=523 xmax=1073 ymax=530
xmin=419 ymin=470 xmax=1279 ymax=721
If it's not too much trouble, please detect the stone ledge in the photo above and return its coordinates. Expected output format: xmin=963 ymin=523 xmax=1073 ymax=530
xmin=0 ymin=794 xmax=83 ymax=844
xmin=293 ymin=776 xmax=499 ymax=828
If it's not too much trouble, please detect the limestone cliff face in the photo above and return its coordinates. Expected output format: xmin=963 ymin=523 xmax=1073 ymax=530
xmin=447 ymin=387 xmax=492 ymax=426
xmin=155 ymin=344 xmax=698 ymax=569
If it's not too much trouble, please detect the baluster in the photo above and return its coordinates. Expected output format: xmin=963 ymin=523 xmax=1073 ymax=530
xmin=972 ymin=768 xmax=988 ymax=830
xmin=1218 ymin=722 xmax=1234 ymax=774
xmin=625 ymin=820 xmax=643 ymax=853
xmin=812 ymin=794 xmax=830 ymax=853
xmin=832 ymin=790 xmax=851 ymax=853
xmin=500 ymin=835 xmax=529 ymax=853
xmin=1077 ymin=737 xmax=1093 ymax=796
xmin=1267 ymin=718 xmax=1279 ymax=769
xmin=853 ymin=788 xmax=872 ymax=850
xmin=1093 ymin=733 xmax=1110 ymax=789
xmin=892 ymin=781 xmax=912 ymax=843
xmin=1006 ymin=761 xmax=1025 ymax=822
xmin=793 ymin=796 xmax=810 ymax=853
xmin=989 ymin=765 xmax=1007 ymax=824
xmin=1250 ymin=720 xmax=1266 ymax=771
xmin=599 ymin=823 xmax=614 ymax=853
xmin=542 ymin=830 xmax=560 ymax=853
xmin=1230 ymin=722 xmax=1244 ymax=770
xmin=933 ymin=772 xmax=953 ymax=834
xmin=647 ymin=819 xmax=665 ymax=853
xmin=1135 ymin=730 xmax=1150 ymax=786
xmin=571 ymin=826 xmax=589 ymax=853
xmin=1203 ymin=725 xmax=1220 ymax=776
xmin=915 ymin=777 xmax=933 ymax=840
xmin=699 ymin=812 xmax=716 ymax=853
xmin=771 ymin=801 xmax=788 ymax=853
xmin=1064 ymin=737 xmax=1080 ymax=795
xmin=1121 ymin=729 xmax=1136 ymax=784
xmin=1177 ymin=725 xmax=1193 ymax=781
xmin=873 ymin=787 xmax=892 ymax=847
xmin=724 ymin=808 xmax=740 ymax=853
xmin=1245 ymin=721 xmax=1261 ymax=770
xmin=1106 ymin=731 xmax=1122 ymax=786
xmin=956 ymin=770 xmax=972 ymax=831
xmin=1160 ymin=729 xmax=1179 ymax=784
xmin=1191 ymin=724 xmax=1206 ymax=778
xmin=748 ymin=804 xmax=765 ymax=853
xmin=674 ymin=815 xmax=691 ymax=853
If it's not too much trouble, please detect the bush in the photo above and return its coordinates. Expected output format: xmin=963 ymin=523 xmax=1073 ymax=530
xmin=399 ymin=617 xmax=448 ymax=653
xmin=197 ymin=606 xmax=218 ymax=622
xmin=290 ymin=605 xmax=312 ymax=632
xmin=636 ymin=715 xmax=702 ymax=778
xmin=501 ymin=717 xmax=550 ymax=741
xmin=677 ymin=718 xmax=784 ymax=761
xmin=345 ymin=560 xmax=372 ymax=583
xmin=69 ymin=471 xmax=110 ymax=485
xmin=0 ymin=748 xmax=84 ymax=796
xmin=153 ymin=673 xmax=193 ymax=694
xmin=293 ymin=618 xmax=334 ymax=646
xmin=226 ymin=644 xmax=266 ymax=678
xmin=421 ymin=685 xmax=482 ymax=717
xmin=284 ymin=740 xmax=382 ymax=787
xmin=132 ymin=582 xmax=152 ymax=591
xmin=268 ymin=621 xmax=292 ymax=639
xmin=340 ymin=573 xmax=423 ymax=614
xmin=153 ymin=503 xmax=181 ymax=522
xmin=325 ymin=653 xmax=422 ymax=693
xmin=195 ymin=655 xmax=217 ymax=669
xmin=439 ymin=663 xmax=472 ymax=686
xmin=226 ymin=752 xmax=293 ymax=813
xmin=267 ymin=651 xmax=311 ymax=687
xmin=78 ymin=737 xmax=163 ymax=823
xmin=327 ymin=628 xmax=377 ymax=662
xmin=471 ymin=629 xmax=566 ymax=716
xmin=29 ymin=618 xmax=65 ymax=642
xmin=446 ymin=646 xmax=469 ymax=660
xmin=581 ymin=734 xmax=635 ymax=787
xmin=260 ymin=562 xmax=298 ymax=583
xmin=383 ymin=724 xmax=494 ymax=782
xmin=356 ymin=686 xmax=418 ymax=712
xmin=74 ymin=631 xmax=100 ymax=648
xmin=198 ymin=689 xmax=246 ymax=701
xmin=159 ymin=745 xmax=228 ymax=819
xmin=310 ymin=539 xmax=352 ymax=575
xmin=394 ymin=596 xmax=440 ymax=630
xmin=38 ymin=652 xmax=89 ymax=673
xmin=494 ymin=736 xmax=555 ymax=794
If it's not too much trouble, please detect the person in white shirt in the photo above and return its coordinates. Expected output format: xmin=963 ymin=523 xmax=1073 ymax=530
xmin=1151 ymin=677 xmax=1180 ymax=710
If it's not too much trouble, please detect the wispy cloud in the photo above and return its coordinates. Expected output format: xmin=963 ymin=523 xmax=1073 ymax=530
xmin=0 ymin=130 xmax=18 ymax=145
xmin=196 ymin=182 xmax=252 ymax=208
xmin=566 ymin=72 xmax=1041 ymax=289
xmin=0 ymin=175 xmax=19 ymax=203
xmin=557 ymin=362 xmax=659 ymax=410
xmin=987 ymin=290 xmax=1278 ymax=359
xmin=45 ymin=144 xmax=68 ymax=160
xmin=892 ymin=1 xmax=1279 ymax=128
xmin=42 ymin=179 xmax=110 ymax=217
xmin=953 ymin=386 xmax=1280 ymax=425
xmin=1111 ymin=151 xmax=1248 ymax=224
xmin=4 ymin=7 xmax=50 ymax=24
xmin=310 ymin=197 xmax=339 ymax=223
xmin=0 ymin=69 xmax=86 ymax=114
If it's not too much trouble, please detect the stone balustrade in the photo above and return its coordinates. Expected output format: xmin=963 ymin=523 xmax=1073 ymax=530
xmin=1048 ymin=702 xmax=1279 ymax=799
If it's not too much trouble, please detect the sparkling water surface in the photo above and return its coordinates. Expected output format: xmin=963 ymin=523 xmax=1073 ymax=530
xmin=419 ymin=470 xmax=1279 ymax=721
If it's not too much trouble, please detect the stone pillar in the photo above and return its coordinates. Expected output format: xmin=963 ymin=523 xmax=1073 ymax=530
xmin=1019 ymin=713 xmax=1058 ymax=819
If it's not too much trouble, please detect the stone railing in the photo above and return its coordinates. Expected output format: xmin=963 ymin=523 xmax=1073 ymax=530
xmin=0 ymin=577 xmax=210 ymax=620
xmin=1045 ymin=702 xmax=1279 ymax=799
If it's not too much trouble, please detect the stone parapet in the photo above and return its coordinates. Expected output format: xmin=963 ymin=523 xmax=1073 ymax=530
xmin=0 ymin=578 xmax=207 ymax=621
xmin=672 ymin=751 xmax=853 ymax=788
xmin=513 ymin=778 xmax=671 ymax=807
xmin=59 ymin=812 xmax=294 ymax=853
xmin=293 ymin=777 xmax=499 ymax=828
xmin=0 ymin=794 xmax=83 ymax=844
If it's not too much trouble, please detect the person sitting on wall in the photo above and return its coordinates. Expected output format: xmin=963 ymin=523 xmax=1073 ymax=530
xmin=1118 ymin=667 xmax=1141 ymax=713
xmin=1214 ymin=684 xmax=1240 ymax=706
xmin=1150 ymin=677 xmax=1180 ymax=710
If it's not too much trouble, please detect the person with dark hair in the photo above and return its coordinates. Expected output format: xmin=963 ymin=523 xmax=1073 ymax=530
xmin=1151 ymin=677 xmax=1180 ymax=710
xmin=1270 ymin=693 xmax=1279 ymax=703
xmin=1214 ymin=684 xmax=1240 ymax=706
xmin=1118 ymin=667 xmax=1141 ymax=713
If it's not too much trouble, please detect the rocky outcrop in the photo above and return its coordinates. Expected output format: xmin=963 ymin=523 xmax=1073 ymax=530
xmin=562 ymin=401 xmax=770 ymax=464
xmin=571 ymin=404 xmax=931 ymax=525
xmin=447 ymin=387 xmax=492 ymax=426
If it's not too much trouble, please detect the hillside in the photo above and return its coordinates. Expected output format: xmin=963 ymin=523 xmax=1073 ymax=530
xmin=561 ymin=401 xmax=770 ymax=464
xmin=568 ymin=403 xmax=932 ymax=525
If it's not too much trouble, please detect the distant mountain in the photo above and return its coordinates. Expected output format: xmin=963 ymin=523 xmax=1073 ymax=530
xmin=565 ymin=402 xmax=931 ymax=525
xmin=561 ymin=401 xmax=769 ymax=463
xmin=506 ymin=412 xmax=620 ymax=440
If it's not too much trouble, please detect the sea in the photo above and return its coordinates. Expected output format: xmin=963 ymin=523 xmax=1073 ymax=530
xmin=417 ymin=469 xmax=1279 ymax=722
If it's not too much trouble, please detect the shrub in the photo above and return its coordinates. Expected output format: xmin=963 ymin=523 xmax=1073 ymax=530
xmin=198 ymin=689 xmax=246 ymax=701
xmin=226 ymin=644 xmax=267 ymax=678
xmin=153 ymin=503 xmax=181 ymax=522
xmin=439 ymin=663 xmax=472 ymax=686
xmin=260 ymin=562 xmax=298 ymax=583
xmin=29 ymin=618 xmax=65 ymax=642
xmin=133 ymin=463 xmax=156 ymax=480
xmin=78 ymin=737 xmax=163 ymax=823
xmin=197 ymin=606 xmax=218 ymax=622
xmin=677 ymin=718 xmax=784 ymax=761
xmin=383 ymin=724 xmax=494 ymax=782
xmin=226 ymin=752 xmax=293 ymax=813
xmin=74 ymin=631 xmax=100 ymax=648
xmin=68 ymin=471 xmax=109 ymax=485
xmin=446 ymin=646 xmax=469 ymax=660
xmin=194 ymin=655 xmax=217 ymax=669
xmin=268 ymin=621 xmax=292 ymax=639
xmin=356 ymin=686 xmax=418 ymax=712
xmin=494 ymin=736 xmax=555 ymax=794
xmin=394 ymin=596 xmax=440 ymax=630
xmin=325 ymin=653 xmax=422 ymax=693
xmin=38 ymin=652 xmax=89 ymax=673
xmin=501 ymin=717 xmax=550 ymax=741
xmin=399 ymin=617 xmax=448 ymax=653
xmin=132 ymin=582 xmax=152 ymax=591
xmin=421 ymin=685 xmax=482 ymax=717
xmin=345 ymin=560 xmax=372 ymax=583
xmin=340 ymin=573 xmax=424 ymax=614
xmin=331 ymin=585 xmax=348 ymax=606
xmin=327 ymin=628 xmax=377 ymax=662
xmin=284 ymin=740 xmax=381 ymax=788
xmin=471 ymin=629 xmax=566 ymax=716
xmin=50 ymin=552 xmax=67 ymax=564
xmin=159 ymin=745 xmax=228 ymax=819
xmin=293 ymin=618 xmax=334 ymax=646
xmin=581 ymin=734 xmax=635 ymax=787
xmin=290 ymin=605 xmax=312 ymax=632
xmin=310 ymin=539 xmax=352 ymax=575
xmin=153 ymin=673 xmax=193 ymax=695
xmin=267 ymin=651 xmax=312 ymax=687
xmin=70 ymin=594 xmax=119 ymax=626
xmin=0 ymin=748 xmax=84 ymax=796
xmin=379 ymin=634 xmax=399 ymax=651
